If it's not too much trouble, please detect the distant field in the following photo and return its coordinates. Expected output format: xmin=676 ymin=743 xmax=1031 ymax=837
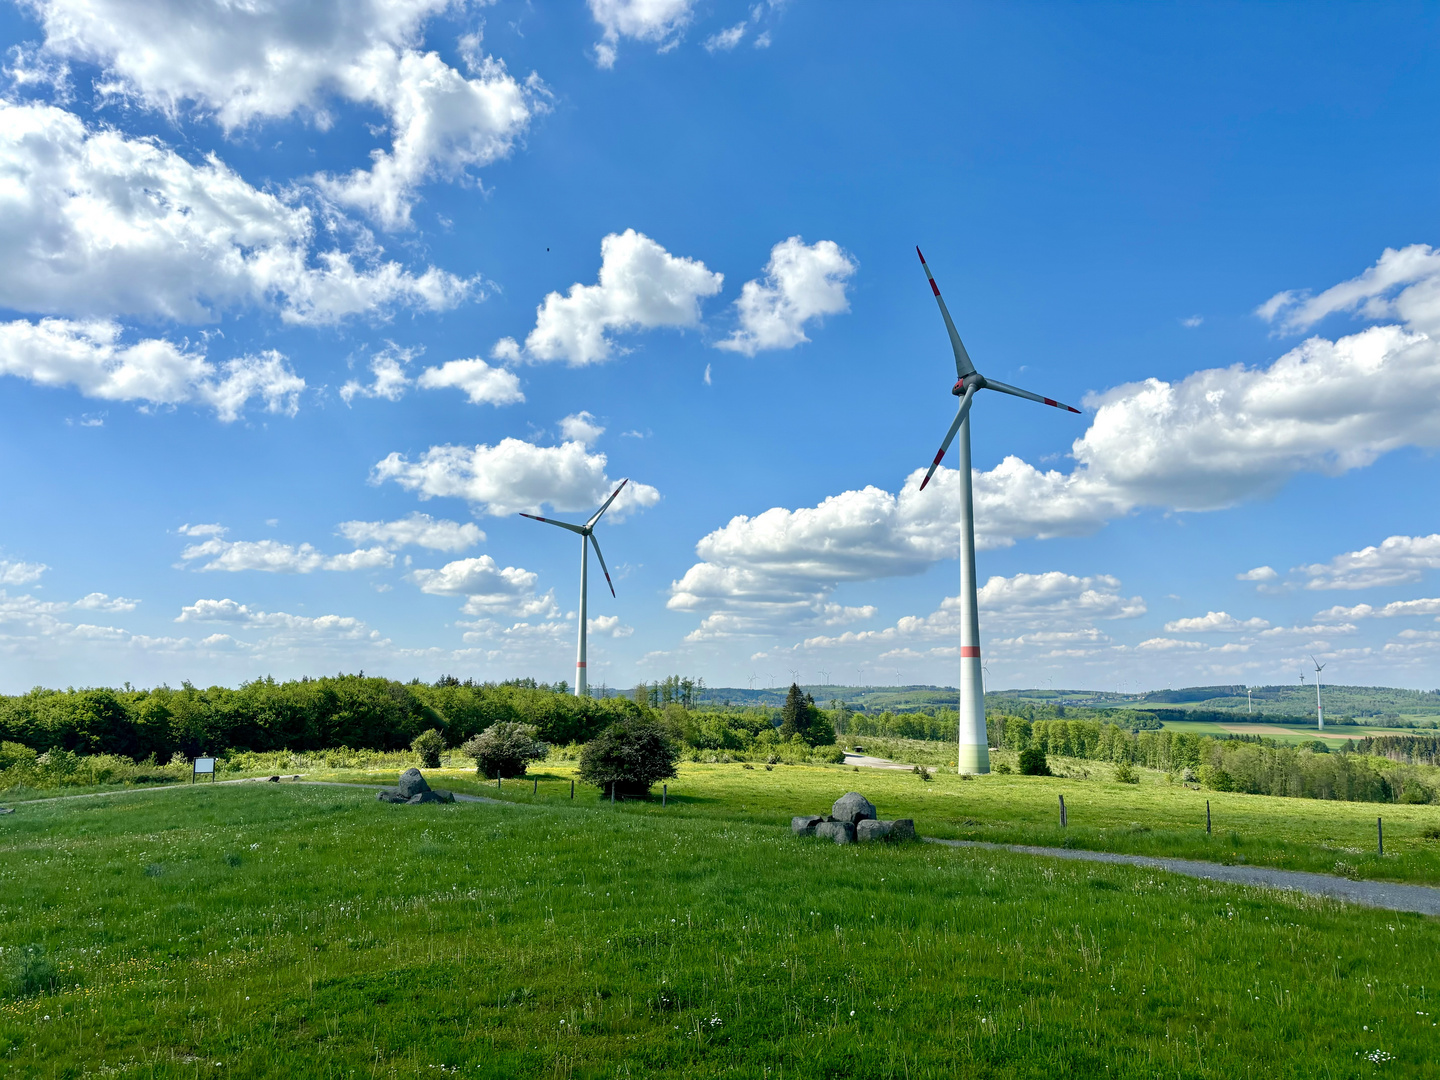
xmin=1157 ymin=718 xmax=1395 ymax=745
xmin=5 ymin=770 xmax=1440 ymax=1078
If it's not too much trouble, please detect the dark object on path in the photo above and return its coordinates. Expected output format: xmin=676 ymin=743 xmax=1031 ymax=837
xmin=0 ymin=807 xmax=12 ymax=814
xmin=377 ymin=768 xmax=455 ymax=804
xmin=831 ymin=791 xmax=876 ymax=823
xmin=1018 ymin=745 xmax=1051 ymax=776
xmin=792 ymin=815 xmax=824 ymax=836
xmin=266 ymin=775 xmax=280 ymax=782
xmin=815 ymin=820 xmax=855 ymax=844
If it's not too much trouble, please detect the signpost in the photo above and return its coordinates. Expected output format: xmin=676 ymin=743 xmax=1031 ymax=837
xmin=192 ymin=757 xmax=216 ymax=784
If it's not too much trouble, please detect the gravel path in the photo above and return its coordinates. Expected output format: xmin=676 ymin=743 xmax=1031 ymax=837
xmin=6 ymin=776 xmax=505 ymax=806
xmin=925 ymin=837 xmax=1440 ymax=916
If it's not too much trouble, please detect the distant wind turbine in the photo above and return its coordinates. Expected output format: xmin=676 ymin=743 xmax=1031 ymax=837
xmin=914 ymin=248 xmax=1083 ymax=774
xmin=1311 ymin=656 xmax=1327 ymax=731
xmin=520 ymin=479 xmax=628 ymax=698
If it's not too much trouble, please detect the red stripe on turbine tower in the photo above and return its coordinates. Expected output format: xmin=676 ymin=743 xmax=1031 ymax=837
xmin=960 ymin=647 xmax=980 ymax=658
xmin=576 ymin=661 xmax=587 ymax=668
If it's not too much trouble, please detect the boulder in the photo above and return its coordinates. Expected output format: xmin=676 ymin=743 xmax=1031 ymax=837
xmin=831 ymin=792 xmax=876 ymax=824
xmin=856 ymin=819 xmax=892 ymax=842
xmin=792 ymin=815 xmax=824 ymax=836
xmin=266 ymin=775 xmax=280 ymax=782
xmin=432 ymin=789 xmax=456 ymax=803
xmin=407 ymin=791 xmax=445 ymax=804
xmin=815 ymin=820 xmax=855 ymax=845
xmin=889 ymin=818 xmax=916 ymax=841
xmin=376 ymin=790 xmax=408 ymax=803
xmin=397 ymin=768 xmax=431 ymax=799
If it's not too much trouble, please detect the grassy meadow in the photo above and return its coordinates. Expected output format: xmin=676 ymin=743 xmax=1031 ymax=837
xmin=4 ymin=764 xmax=1440 ymax=1078
xmin=1156 ymin=719 xmax=1397 ymax=747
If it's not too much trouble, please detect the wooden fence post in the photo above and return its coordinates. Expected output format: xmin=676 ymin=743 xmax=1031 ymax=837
xmin=1059 ymin=794 xmax=1067 ymax=828
xmin=663 ymin=783 xmax=667 ymax=807
xmin=1378 ymin=816 xmax=1384 ymax=856
xmin=570 ymin=779 xmax=575 ymax=800
xmin=1206 ymin=800 xmax=1211 ymax=835
xmin=533 ymin=776 xmax=538 ymax=795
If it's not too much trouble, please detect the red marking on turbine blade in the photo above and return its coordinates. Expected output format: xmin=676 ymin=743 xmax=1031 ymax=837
xmin=931 ymin=448 xmax=945 ymax=465
xmin=960 ymin=646 xmax=981 ymax=658
xmin=1043 ymin=398 xmax=1056 ymax=407
xmin=929 ymin=279 xmax=941 ymax=296
xmin=1068 ymin=405 xmax=1081 ymax=413
xmin=916 ymin=246 xmax=926 ymax=263
xmin=920 ymin=473 xmax=932 ymax=491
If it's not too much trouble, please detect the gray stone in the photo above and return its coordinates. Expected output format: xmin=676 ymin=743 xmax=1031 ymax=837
xmin=856 ymin=819 xmax=892 ymax=842
xmin=831 ymin=792 xmax=876 ymax=824
xmin=266 ymin=775 xmax=280 ymax=782
xmin=432 ymin=789 xmax=456 ymax=803
xmin=376 ymin=790 xmax=407 ymax=803
xmin=792 ymin=815 xmax=824 ymax=836
xmin=815 ymin=820 xmax=855 ymax=845
xmin=889 ymin=818 xmax=916 ymax=841
xmin=397 ymin=768 xmax=431 ymax=798
xmin=407 ymin=791 xmax=445 ymax=804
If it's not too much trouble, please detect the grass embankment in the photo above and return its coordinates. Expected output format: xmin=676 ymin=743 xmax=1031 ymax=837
xmin=317 ymin=759 xmax=1440 ymax=886
xmin=3 ymin=781 xmax=1439 ymax=1078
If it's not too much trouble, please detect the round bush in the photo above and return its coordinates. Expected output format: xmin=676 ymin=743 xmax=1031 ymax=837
xmin=1018 ymin=745 xmax=1051 ymax=776
xmin=578 ymin=718 xmax=679 ymax=798
xmin=410 ymin=728 xmax=446 ymax=769
xmin=1112 ymin=761 xmax=1140 ymax=784
xmin=462 ymin=722 xmax=547 ymax=779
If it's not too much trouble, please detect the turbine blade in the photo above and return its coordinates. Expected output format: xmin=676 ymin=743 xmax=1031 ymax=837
xmin=982 ymin=377 xmax=1082 ymax=414
xmin=589 ymin=534 xmax=616 ymax=598
xmin=519 ymin=513 xmax=586 ymax=536
xmin=916 ymin=247 xmax=977 ymax=378
xmin=919 ymin=385 xmax=976 ymax=491
xmin=586 ymin=478 xmax=630 ymax=528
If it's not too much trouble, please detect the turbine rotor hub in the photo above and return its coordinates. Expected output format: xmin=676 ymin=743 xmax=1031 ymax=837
xmin=952 ymin=372 xmax=987 ymax=396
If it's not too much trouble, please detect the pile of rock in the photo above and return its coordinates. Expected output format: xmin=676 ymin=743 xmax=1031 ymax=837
xmin=376 ymin=768 xmax=455 ymax=805
xmin=792 ymin=792 xmax=915 ymax=844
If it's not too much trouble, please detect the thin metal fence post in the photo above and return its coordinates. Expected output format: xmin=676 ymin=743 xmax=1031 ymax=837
xmin=611 ymin=782 xmax=615 ymax=804
xmin=663 ymin=783 xmax=667 ymax=807
xmin=570 ymin=779 xmax=575 ymax=800
xmin=1059 ymin=794 xmax=1066 ymax=828
xmin=1206 ymin=800 xmax=1211 ymax=835
xmin=497 ymin=776 xmax=501 ymax=792
xmin=1378 ymin=816 xmax=1384 ymax=856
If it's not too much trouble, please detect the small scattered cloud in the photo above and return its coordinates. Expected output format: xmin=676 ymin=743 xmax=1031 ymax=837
xmin=704 ymin=22 xmax=747 ymax=52
xmin=1163 ymin=611 xmax=1271 ymax=633
xmin=416 ymin=357 xmax=524 ymax=406
xmin=559 ymin=411 xmax=605 ymax=446
xmin=337 ymin=513 xmax=484 ymax=553
xmin=1181 ymin=315 xmax=1203 ymax=329
xmin=715 ymin=237 xmax=857 ymax=356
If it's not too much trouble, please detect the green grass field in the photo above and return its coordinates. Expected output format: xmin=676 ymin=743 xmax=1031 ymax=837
xmin=4 ymin=765 xmax=1440 ymax=1078
xmin=1156 ymin=718 xmax=1396 ymax=746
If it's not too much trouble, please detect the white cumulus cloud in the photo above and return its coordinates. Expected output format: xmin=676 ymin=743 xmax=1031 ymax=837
xmin=337 ymin=513 xmax=483 ymax=552
xmin=0 ymin=100 xmax=473 ymax=325
xmin=340 ymin=344 xmax=415 ymax=404
xmin=416 ymin=357 xmax=524 ymax=406
xmin=409 ymin=555 xmax=555 ymax=618
xmin=372 ymin=437 xmax=660 ymax=518
xmin=0 ymin=318 xmax=303 ymax=420
xmin=179 ymin=536 xmax=393 ymax=573
xmin=493 ymin=230 xmax=723 ymax=365
xmin=1298 ymin=534 xmax=1440 ymax=590
xmin=715 ymin=237 xmax=857 ymax=356
xmin=558 ymin=411 xmax=605 ymax=446
xmin=588 ymin=0 xmax=699 ymax=67
xmin=1237 ymin=566 xmax=1278 ymax=582
xmin=0 ymin=560 xmax=49 ymax=585
xmin=26 ymin=0 xmax=538 ymax=230
xmin=704 ymin=22 xmax=747 ymax=52
xmin=1163 ymin=611 xmax=1271 ymax=633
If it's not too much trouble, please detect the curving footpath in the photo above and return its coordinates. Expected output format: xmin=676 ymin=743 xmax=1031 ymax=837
xmin=925 ymin=837 xmax=1440 ymax=917
xmin=7 ymin=778 xmax=1440 ymax=915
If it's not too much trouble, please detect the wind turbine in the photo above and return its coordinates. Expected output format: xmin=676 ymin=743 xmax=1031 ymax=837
xmin=1311 ymin=655 xmax=1326 ymax=730
xmin=519 ymin=479 xmax=628 ymax=698
xmin=914 ymin=248 xmax=1083 ymax=774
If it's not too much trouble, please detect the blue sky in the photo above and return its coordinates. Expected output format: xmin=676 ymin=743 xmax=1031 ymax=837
xmin=3 ymin=0 xmax=1440 ymax=694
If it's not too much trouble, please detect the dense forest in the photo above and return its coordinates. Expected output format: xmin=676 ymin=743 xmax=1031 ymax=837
xmin=2 ymin=675 xmax=1437 ymax=806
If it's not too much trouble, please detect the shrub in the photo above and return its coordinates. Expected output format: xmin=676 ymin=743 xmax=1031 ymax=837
xmin=1421 ymin=825 xmax=1440 ymax=841
xmin=913 ymin=764 xmax=932 ymax=782
xmin=578 ymin=718 xmax=680 ymax=798
xmin=1399 ymin=783 xmax=1433 ymax=805
xmin=462 ymin=723 xmax=547 ymax=779
xmin=1112 ymin=762 xmax=1139 ymax=784
xmin=1018 ymin=745 xmax=1051 ymax=776
xmin=812 ymin=744 xmax=846 ymax=765
xmin=410 ymin=729 xmax=446 ymax=769
xmin=994 ymin=761 xmax=1014 ymax=774
xmin=1198 ymin=764 xmax=1235 ymax=792
xmin=5 ymin=944 xmax=56 ymax=997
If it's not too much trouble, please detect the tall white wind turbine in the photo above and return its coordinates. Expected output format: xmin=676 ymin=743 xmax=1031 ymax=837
xmin=1311 ymin=655 xmax=1326 ymax=730
xmin=520 ymin=479 xmax=628 ymax=697
xmin=914 ymin=247 xmax=1083 ymax=774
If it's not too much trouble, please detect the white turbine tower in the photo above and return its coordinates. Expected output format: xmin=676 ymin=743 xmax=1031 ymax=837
xmin=1311 ymin=655 xmax=1327 ymax=731
xmin=520 ymin=479 xmax=628 ymax=698
xmin=914 ymin=247 xmax=1083 ymax=774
